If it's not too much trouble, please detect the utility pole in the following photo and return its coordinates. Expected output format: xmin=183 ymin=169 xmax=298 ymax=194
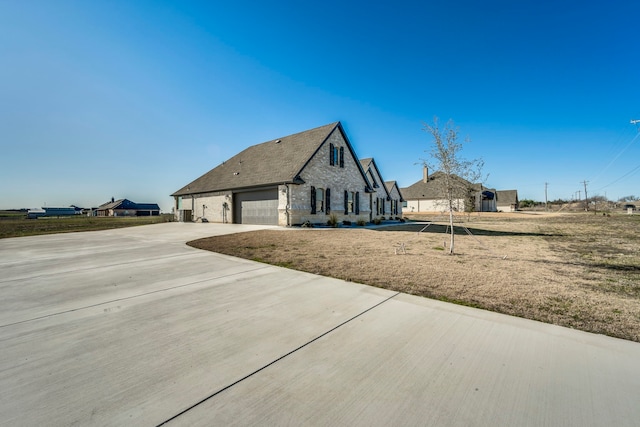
xmin=582 ymin=180 xmax=589 ymax=211
xmin=544 ymin=182 xmax=549 ymax=211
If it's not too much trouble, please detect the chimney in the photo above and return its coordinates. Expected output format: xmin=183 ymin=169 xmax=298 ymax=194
xmin=423 ymin=166 xmax=429 ymax=183
xmin=111 ymin=197 xmax=114 ymax=203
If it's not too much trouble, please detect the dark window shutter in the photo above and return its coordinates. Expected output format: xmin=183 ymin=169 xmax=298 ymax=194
xmin=344 ymin=190 xmax=348 ymax=215
xmin=339 ymin=147 xmax=344 ymax=168
xmin=329 ymin=143 xmax=335 ymax=166
xmin=355 ymin=192 xmax=360 ymax=214
xmin=325 ymin=188 xmax=331 ymax=214
xmin=311 ymin=186 xmax=316 ymax=214
xmin=383 ymin=198 xmax=386 ymax=214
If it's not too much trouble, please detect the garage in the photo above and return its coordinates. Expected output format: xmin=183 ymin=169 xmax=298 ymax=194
xmin=233 ymin=188 xmax=279 ymax=225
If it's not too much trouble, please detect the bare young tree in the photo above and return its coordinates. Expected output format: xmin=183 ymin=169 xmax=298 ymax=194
xmin=422 ymin=117 xmax=484 ymax=255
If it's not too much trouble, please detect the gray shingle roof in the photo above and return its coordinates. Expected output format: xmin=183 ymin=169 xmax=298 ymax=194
xmin=496 ymin=190 xmax=519 ymax=205
xmin=400 ymin=172 xmax=480 ymax=200
xmin=385 ymin=181 xmax=405 ymax=201
xmin=98 ymin=199 xmax=125 ymax=210
xmin=172 ymin=122 xmax=340 ymax=196
xmin=359 ymin=157 xmax=390 ymax=195
xmin=359 ymin=158 xmax=373 ymax=169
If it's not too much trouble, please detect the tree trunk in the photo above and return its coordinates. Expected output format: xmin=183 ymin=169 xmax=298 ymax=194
xmin=448 ymin=198 xmax=455 ymax=254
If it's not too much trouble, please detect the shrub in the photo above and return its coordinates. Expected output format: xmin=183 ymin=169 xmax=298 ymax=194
xmin=372 ymin=218 xmax=382 ymax=225
xmin=356 ymin=219 xmax=366 ymax=226
xmin=342 ymin=220 xmax=352 ymax=226
xmin=327 ymin=214 xmax=339 ymax=228
xmin=301 ymin=221 xmax=313 ymax=228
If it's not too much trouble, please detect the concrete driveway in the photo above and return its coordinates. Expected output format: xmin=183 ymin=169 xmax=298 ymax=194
xmin=1 ymin=223 xmax=639 ymax=426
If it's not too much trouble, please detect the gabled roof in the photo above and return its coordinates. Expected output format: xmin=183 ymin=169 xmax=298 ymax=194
xmin=385 ymin=181 xmax=405 ymax=202
xmin=496 ymin=190 xmax=519 ymax=205
xmin=172 ymin=122 xmax=352 ymax=196
xmin=400 ymin=171 xmax=480 ymax=200
xmin=97 ymin=199 xmax=160 ymax=211
xmin=98 ymin=199 xmax=127 ymax=210
xmin=359 ymin=157 xmax=389 ymax=196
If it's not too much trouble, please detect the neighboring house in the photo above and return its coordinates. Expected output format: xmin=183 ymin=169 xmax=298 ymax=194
xmin=96 ymin=198 xmax=161 ymax=217
xmin=359 ymin=158 xmax=395 ymax=220
xmin=401 ymin=166 xmax=496 ymax=213
xmin=385 ymin=181 xmax=405 ymax=217
xmin=496 ymin=190 xmax=519 ymax=212
xmin=171 ymin=122 xmax=374 ymax=226
xmin=27 ymin=207 xmax=77 ymax=219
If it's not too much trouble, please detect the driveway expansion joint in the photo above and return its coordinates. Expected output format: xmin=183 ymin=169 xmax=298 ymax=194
xmin=156 ymin=291 xmax=401 ymax=426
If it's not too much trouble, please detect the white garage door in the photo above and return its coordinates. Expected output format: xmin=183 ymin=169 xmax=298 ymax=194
xmin=233 ymin=188 xmax=279 ymax=225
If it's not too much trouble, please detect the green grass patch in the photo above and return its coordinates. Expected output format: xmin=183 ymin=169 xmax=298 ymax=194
xmin=0 ymin=214 xmax=174 ymax=239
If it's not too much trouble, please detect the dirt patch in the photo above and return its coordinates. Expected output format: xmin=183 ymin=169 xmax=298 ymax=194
xmin=189 ymin=212 xmax=640 ymax=342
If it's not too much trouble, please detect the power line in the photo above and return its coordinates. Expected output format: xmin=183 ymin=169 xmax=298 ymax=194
xmin=591 ymin=121 xmax=640 ymax=193
xmin=590 ymin=129 xmax=640 ymax=185
xmin=597 ymin=164 xmax=640 ymax=190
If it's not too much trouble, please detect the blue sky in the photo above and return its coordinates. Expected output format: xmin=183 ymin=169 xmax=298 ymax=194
xmin=1 ymin=0 xmax=639 ymax=211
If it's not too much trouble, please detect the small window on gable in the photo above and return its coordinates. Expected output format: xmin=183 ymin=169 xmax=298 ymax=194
xmin=368 ymin=170 xmax=378 ymax=188
xmin=329 ymin=143 xmax=335 ymax=166
xmin=330 ymin=144 xmax=342 ymax=167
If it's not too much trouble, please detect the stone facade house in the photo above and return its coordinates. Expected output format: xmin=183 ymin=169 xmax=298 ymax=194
xmin=385 ymin=181 xmax=405 ymax=217
xmin=359 ymin=158 xmax=395 ymax=220
xmin=171 ymin=122 xmax=374 ymax=226
xmin=96 ymin=198 xmax=161 ymax=217
xmin=401 ymin=167 xmax=496 ymax=213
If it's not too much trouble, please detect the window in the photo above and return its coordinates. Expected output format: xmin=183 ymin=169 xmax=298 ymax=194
xmin=329 ymin=143 xmax=340 ymax=166
xmin=329 ymin=143 xmax=344 ymax=168
xmin=311 ymin=186 xmax=330 ymax=214
xmin=316 ymin=188 xmax=325 ymax=213
xmin=344 ymin=190 xmax=355 ymax=214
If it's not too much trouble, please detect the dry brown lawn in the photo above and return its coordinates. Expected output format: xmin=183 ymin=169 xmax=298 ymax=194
xmin=189 ymin=212 xmax=640 ymax=342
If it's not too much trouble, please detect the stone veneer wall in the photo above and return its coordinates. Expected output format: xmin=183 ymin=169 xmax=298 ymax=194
xmin=286 ymin=128 xmax=371 ymax=225
xmin=387 ymin=185 xmax=403 ymax=216
xmin=175 ymin=191 xmax=233 ymax=223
